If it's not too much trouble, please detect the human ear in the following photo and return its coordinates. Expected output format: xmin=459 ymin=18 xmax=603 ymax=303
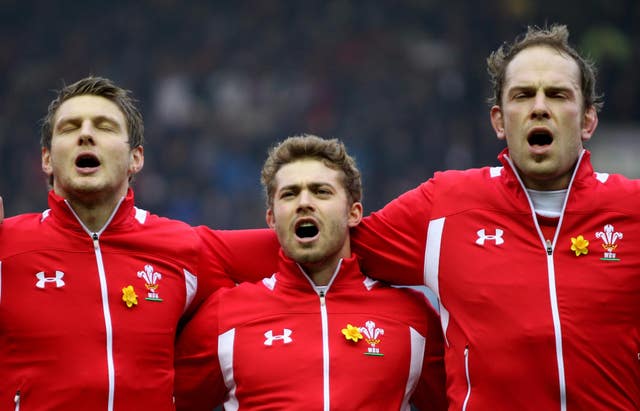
xmin=581 ymin=106 xmax=598 ymax=142
xmin=266 ymin=208 xmax=276 ymax=229
xmin=490 ymin=106 xmax=506 ymax=140
xmin=347 ymin=201 xmax=363 ymax=228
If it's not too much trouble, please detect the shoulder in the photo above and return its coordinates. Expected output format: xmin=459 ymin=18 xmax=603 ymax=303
xmin=205 ymin=277 xmax=276 ymax=329
xmin=0 ymin=212 xmax=51 ymax=249
xmin=384 ymin=285 xmax=434 ymax=308
xmin=403 ymin=167 xmax=501 ymax=203
xmin=0 ymin=211 xmax=75 ymax=259
xmin=579 ymin=171 xmax=640 ymax=210
xmin=591 ymin=171 xmax=640 ymax=189
xmin=135 ymin=208 xmax=193 ymax=231
xmin=2 ymin=211 xmax=44 ymax=228
xmin=207 ymin=277 xmax=273 ymax=311
xmin=431 ymin=166 xmax=502 ymax=188
xmin=131 ymin=209 xmax=203 ymax=245
xmin=369 ymin=284 xmax=438 ymax=317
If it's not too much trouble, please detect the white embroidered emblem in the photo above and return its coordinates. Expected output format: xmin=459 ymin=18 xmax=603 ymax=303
xmin=595 ymin=224 xmax=623 ymax=261
xmin=35 ymin=271 xmax=65 ymax=288
xmin=137 ymin=264 xmax=163 ymax=301
xmin=264 ymin=329 xmax=293 ymax=346
xmin=359 ymin=320 xmax=384 ymax=356
xmin=476 ymin=228 xmax=504 ymax=246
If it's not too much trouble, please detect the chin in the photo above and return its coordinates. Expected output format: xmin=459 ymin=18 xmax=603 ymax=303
xmin=289 ymin=249 xmax=323 ymax=264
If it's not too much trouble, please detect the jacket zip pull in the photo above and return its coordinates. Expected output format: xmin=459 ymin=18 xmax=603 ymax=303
xmin=318 ymin=290 xmax=326 ymax=306
xmin=545 ymin=239 xmax=553 ymax=255
xmin=14 ymin=390 xmax=20 ymax=411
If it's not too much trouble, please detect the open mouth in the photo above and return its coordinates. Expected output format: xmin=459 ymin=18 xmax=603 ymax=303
xmin=76 ymin=153 xmax=100 ymax=168
xmin=295 ymin=221 xmax=319 ymax=238
xmin=528 ymin=130 xmax=553 ymax=146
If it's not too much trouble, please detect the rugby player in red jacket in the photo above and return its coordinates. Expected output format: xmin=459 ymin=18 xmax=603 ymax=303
xmin=0 ymin=76 xmax=278 ymax=411
xmin=174 ymin=135 xmax=447 ymax=410
xmin=351 ymin=25 xmax=640 ymax=410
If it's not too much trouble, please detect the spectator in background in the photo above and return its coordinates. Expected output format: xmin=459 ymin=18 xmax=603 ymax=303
xmin=0 ymin=76 xmax=278 ymax=411
xmin=3 ymin=3 xmax=639 ymax=229
xmin=174 ymin=135 xmax=447 ymax=410
xmin=351 ymin=24 xmax=640 ymax=410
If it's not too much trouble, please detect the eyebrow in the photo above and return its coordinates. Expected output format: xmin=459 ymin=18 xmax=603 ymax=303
xmin=278 ymin=182 xmax=336 ymax=192
xmin=508 ymin=83 xmax=576 ymax=93
xmin=55 ymin=115 xmax=122 ymax=129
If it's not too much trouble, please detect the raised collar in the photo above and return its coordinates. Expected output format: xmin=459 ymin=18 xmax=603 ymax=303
xmin=497 ymin=148 xmax=594 ymax=191
xmin=45 ymin=188 xmax=139 ymax=234
xmin=274 ymin=249 xmax=370 ymax=293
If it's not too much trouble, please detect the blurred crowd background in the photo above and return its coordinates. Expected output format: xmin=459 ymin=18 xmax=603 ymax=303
xmin=1 ymin=0 xmax=638 ymax=229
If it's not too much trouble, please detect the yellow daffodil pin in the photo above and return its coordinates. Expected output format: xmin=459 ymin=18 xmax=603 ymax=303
xmin=570 ymin=235 xmax=589 ymax=256
xmin=342 ymin=324 xmax=363 ymax=342
xmin=122 ymin=285 xmax=138 ymax=308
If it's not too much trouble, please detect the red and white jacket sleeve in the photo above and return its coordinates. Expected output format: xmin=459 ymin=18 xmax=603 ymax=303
xmin=411 ymin=297 xmax=447 ymax=410
xmin=174 ymin=290 xmax=227 ymax=411
xmin=352 ymin=180 xmax=435 ymax=285
xmin=195 ymin=226 xmax=280 ymax=284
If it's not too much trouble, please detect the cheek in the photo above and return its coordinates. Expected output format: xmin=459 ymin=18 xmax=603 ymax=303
xmin=270 ymin=206 xmax=293 ymax=228
xmin=502 ymin=109 xmax=524 ymax=127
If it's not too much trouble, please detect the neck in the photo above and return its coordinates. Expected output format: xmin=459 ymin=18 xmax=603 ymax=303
xmin=301 ymin=255 xmax=345 ymax=286
xmin=62 ymin=191 xmax=124 ymax=233
xmin=304 ymin=263 xmax=337 ymax=286
xmin=294 ymin=241 xmax=352 ymax=286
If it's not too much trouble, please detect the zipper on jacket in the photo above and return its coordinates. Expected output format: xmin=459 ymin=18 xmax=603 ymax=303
xmin=64 ymin=198 xmax=122 ymax=411
xmin=504 ymin=152 xmax=571 ymax=411
xmin=92 ymin=234 xmax=116 ymax=411
xmin=318 ymin=289 xmax=330 ymax=411
xmin=14 ymin=390 xmax=20 ymax=411
xmin=462 ymin=345 xmax=471 ymax=411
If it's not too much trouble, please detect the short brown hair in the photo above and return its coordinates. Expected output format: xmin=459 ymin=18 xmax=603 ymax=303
xmin=41 ymin=76 xmax=144 ymax=150
xmin=261 ymin=134 xmax=362 ymax=209
xmin=487 ymin=24 xmax=603 ymax=112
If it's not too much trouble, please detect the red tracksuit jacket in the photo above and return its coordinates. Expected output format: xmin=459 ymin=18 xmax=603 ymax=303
xmin=0 ymin=189 xmax=278 ymax=411
xmin=174 ymin=251 xmax=447 ymax=410
xmin=352 ymin=149 xmax=640 ymax=410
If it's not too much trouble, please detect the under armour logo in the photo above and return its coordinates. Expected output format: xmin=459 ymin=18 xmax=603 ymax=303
xmin=476 ymin=229 xmax=504 ymax=246
xmin=264 ymin=329 xmax=293 ymax=346
xmin=35 ymin=271 xmax=66 ymax=288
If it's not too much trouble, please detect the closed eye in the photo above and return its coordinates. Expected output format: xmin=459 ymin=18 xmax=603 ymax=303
xmin=95 ymin=120 xmax=119 ymax=132
xmin=59 ymin=125 xmax=78 ymax=133
xmin=547 ymin=91 xmax=568 ymax=99
xmin=279 ymin=190 xmax=297 ymax=199
xmin=57 ymin=120 xmax=80 ymax=134
xmin=313 ymin=185 xmax=335 ymax=197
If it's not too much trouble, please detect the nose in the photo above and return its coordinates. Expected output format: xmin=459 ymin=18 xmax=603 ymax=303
xmin=530 ymin=92 xmax=550 ymax=120
xmin=78 ymin=120 xmax=95 ymax=145
xmin=296 ymin=190 xmax=315 ymax=211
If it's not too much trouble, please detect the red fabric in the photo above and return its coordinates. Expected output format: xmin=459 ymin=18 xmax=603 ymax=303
xmin=352 ymin=149 xmax=640 ymax=410
xmin=0 ymin=189 xmax=273 ymax=410
xmin=174 ymin=251 xmax=447 ymax=411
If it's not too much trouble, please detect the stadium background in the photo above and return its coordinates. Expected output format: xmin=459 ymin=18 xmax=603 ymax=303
xmin=1 ymin=0 xmax=638 ymax=230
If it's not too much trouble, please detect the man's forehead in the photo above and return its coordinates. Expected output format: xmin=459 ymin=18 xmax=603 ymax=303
xmin=55 ymin=95 xmax=125 ymax=123
xmin=505 ymin=45 xmax=581 ymax=86
xmin=275 ymin=159 xmax=342 ymax=187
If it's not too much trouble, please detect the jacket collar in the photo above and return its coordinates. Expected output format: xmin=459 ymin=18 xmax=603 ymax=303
xmin=497 ymin=148 xmax=594 ymax=191
xmin=45 ymin=188 xmax=137 ymax=234
xmin=274 ymin=249 xmax=369 ymax=293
